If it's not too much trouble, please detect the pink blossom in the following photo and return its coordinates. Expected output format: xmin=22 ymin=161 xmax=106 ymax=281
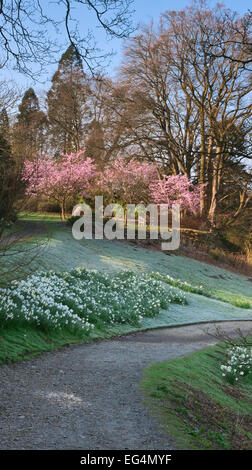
xmin=22 ymin=149 xmax=96 ymax=219
xmin=150 ymin=175 xmax=204 ymax=214
xmin=96 ymin=157 xmax=158 ymax=204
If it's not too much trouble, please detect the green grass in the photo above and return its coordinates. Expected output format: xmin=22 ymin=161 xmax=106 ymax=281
xmin=19 ymin=211 xmax=61 ymax=222
xmin=0 ymin=327 xmax=83 ymax=364
xmin=141 ymin=341 xmax=252 ymax=450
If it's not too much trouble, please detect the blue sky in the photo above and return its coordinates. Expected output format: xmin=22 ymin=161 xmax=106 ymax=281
xmin=3 ymin=0 xmax=251 ymax=92
xmin=100 ymin=0 xmax=252 ymax=76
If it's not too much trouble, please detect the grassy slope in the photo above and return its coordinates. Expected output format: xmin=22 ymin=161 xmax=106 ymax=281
xmin=141 ymin=342 xmax=252 ymax=450
xmin=0 ymin=212 xmax=251 ymax=364
xmin=18 ymin=213 xmax=252 ymax=306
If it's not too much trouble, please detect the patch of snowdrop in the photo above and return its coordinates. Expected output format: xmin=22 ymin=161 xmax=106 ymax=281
xmin=0 ymin=268 xmax=187 ymax=336
xmin=221 ymin=346 xmax=252 ymax=384
xmin=151 ymin=272 xmax=206 ymax=296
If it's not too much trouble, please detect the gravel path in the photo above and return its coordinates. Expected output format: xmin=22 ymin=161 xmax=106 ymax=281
xmin=0 ymin=320 xmax=252 ymax=450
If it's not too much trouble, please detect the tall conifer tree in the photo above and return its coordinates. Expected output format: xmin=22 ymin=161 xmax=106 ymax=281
xmin=47 ymin=45 xmax=89 ymax=155
xmin=14 ymin=88 xmax=46 ymax=161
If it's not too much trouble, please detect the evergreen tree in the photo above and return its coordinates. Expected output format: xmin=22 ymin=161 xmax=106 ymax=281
xmin=47 ymin=45 xmax=89 ymax=155
xmin=0 ymin=108 xmax=11 ymax=165
xmin=0 ymin=108 xmax=10 ymax=136
xmin=57 ymin=45 xmax=82 ymax=75
xmin=17 ymin=88 xmax=40 ymax=124
xmin=14 ymin=88 xmax=46 ymax=161
xmin=0 ymin=108 xmax=14 ymax=221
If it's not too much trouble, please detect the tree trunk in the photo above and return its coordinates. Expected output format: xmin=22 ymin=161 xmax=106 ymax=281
xmin=61 ymin=202 xmax=66 ymax=221
xmin=124 ymin=205 xmax=127 ymax=227
xmin=208 ymin=146 xmax=221 ymax=226
xmin=206 ymin=134 xmax=213 ymax=209
xmin=199 ymin=110 xmax=206 ymax=217
xmin=208 ymin=177 xmax=217 ymax=226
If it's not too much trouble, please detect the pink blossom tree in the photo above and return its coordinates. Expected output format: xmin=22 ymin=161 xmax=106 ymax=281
xmin=94 ymin=157 xmax=158 ymax=223
xmin=150 ymin=175 xmax=204 ymax=214
xmin=96 ymin=157 xmax=158 ymax=205
xmin=22 ymin=150 xmax=96 ymax=220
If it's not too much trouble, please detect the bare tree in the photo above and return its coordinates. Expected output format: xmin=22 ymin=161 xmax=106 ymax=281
xmin=120 ymin=25 xmax=201 ymax=174
xmin=208 ymin=9 xmax=252 ymax=70
xmin=118 ymin=3 xmax=252 ymax=226
xmin=0 ymin=0 xmax=135 ymax=76
xmin=80 ymin=76 xmax=142 ymax=167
